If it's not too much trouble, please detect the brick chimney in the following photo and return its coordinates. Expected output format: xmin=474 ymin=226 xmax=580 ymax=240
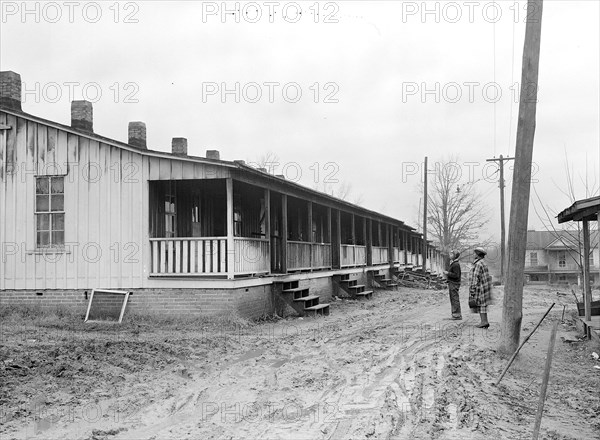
xmin=172 ymin=138 xmax=187 ymax=156
xmin=71 ymin=100 xmax=93 ymax=132
xmin=0 ymin=71 xmax=22 ymax=111
xmin=128 ymin=121 xmax=147 ymax=149
xmin=206 ymin=150 xmax=220 ymax=160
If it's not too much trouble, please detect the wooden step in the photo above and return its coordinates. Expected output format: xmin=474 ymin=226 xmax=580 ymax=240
xmin=282 ymin=287 xmax=309 ymax=294
xmin=349 ymin=284 xmax=366 ymax=290
xmin=293 ymin=295 xmax=320 ymax=303
xmin=304 ymin=303 xmax=330 ymax=316
xmin=355 ymin=290 xmax=373 ymax=298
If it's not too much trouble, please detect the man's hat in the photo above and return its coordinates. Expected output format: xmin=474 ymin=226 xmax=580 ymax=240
xmin=474 ymin=247 xmax=486 ymax=256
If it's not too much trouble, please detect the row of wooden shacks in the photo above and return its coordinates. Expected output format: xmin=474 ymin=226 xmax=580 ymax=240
xmin=0 ymin=71 xmax=445 ymax=318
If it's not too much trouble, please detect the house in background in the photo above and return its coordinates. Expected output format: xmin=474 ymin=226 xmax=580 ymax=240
xmin=524 ymin=230 xmax=600 ymax=285
xmin=0 ymin=71 xmax=444 ymax=319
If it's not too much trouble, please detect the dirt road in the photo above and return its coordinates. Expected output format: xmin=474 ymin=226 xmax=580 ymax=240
xmin=2 ymin=285 xmax=599 ymax=439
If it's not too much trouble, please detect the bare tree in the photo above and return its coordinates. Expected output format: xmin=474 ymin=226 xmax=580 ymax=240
xmin=531 ymin=152 xmax=599 ymax=291
xmin=247 ymin=151 xmax=281 ymax=173
xmin=249 ymin=151 xmax=364 ymax=205
xmin=313 ymin=180 xmax=364 ymax=206
xmin=425 ymin=156 xmax=491 ymax=264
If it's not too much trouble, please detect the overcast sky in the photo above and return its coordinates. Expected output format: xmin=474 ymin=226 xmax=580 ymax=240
xmin=1 ymin=0 xmax=599 ymax=246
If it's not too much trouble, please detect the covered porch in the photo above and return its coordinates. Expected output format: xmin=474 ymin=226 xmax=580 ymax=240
xmin=148 ymin=177 xmax=428 ymax=279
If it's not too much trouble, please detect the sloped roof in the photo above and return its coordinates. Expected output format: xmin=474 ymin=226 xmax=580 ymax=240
xmin=1 ymin=105 xmax=420 ymax=235
xmin=557 ymin=196 xmax=600 ymax=223
xmin=526 ymin=230 xmax=599 ymax=250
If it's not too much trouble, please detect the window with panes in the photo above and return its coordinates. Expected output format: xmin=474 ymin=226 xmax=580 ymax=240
xmin=35 ymin=176 xmax=65 ymax=247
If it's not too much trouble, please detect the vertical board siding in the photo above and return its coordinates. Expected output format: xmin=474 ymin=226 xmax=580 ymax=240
xmin=0 ymin=112 xmax=161 ymax=290
xmin=25 ymin=121 xmax=37 ymax=289
xmin=0 ymin=112 xmax=232 ymax=291
xmin=0 ymin=112 xmax=5 ymax=290
xmin=14 ymin=118 xmax=27 ymax=286
xmin=4 ymin=114 xmax=17 ymax=289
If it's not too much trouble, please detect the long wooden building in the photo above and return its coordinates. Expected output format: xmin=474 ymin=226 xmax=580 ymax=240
xmin=0 ymin=71 xmax=444 ymax=318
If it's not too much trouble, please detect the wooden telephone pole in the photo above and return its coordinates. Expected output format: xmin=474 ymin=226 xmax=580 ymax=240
xmin=486 ymin=155 xmax=515 ymax=282
xmin=422 ymin=157 xmax=428 ymax=271
xmin=500 ymin=0 xmax=544 ymax=355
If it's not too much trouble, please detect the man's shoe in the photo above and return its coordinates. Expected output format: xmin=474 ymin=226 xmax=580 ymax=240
xmin=451 ymin=316 xmax=462 ymax=320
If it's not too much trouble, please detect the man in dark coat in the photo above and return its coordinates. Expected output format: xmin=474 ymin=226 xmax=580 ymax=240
xmin=444 ymin=251 xmax=462 ymax=320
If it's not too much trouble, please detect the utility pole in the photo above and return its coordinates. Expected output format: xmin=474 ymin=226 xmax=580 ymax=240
xmin=500 ymin=0 xmax=544 ymax=355
xmin=486 ymin=154 xmax=515 ymax=283
xmin=422 ymin=157 xmax=428 ymax=271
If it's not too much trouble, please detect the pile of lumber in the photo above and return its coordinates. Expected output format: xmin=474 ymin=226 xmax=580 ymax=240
xmin=394 ymin=267 xmax=447 ymax=290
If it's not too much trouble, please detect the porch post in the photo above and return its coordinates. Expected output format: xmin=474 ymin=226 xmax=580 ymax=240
xmin=264 ymin=189 xmax=271 ymax=274
xmin=362 ymin=216 xmax=367 ymax=249
xmin=582 ymin=220 xmax=592 ymax=322
xmin=351 ymin=213 xmax=356 ymax=244
xmin=307 ymin=201 xmax=313 ymax=269
xmin=226 ymin=178 xmax=235 ymax=279
xmin=335 ymin=209 xmax=342 ymax=269
xmin=327 ymin=207 xmax=333 ymax=268
xmin=388 ymin=224 xmax=394 ymax=266
xmin=367 ymin=218 xmax=373 ymax=266
xmin=281 ymin=194 xmax=288 ymax=273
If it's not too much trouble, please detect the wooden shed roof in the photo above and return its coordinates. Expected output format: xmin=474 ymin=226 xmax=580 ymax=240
xmin=557 ymin=196 xmax=600 ymax=223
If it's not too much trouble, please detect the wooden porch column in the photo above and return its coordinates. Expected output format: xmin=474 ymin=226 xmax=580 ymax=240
xmin=582 ymin=220 xmax=592 ymax=322
xmin=367 ymin=218 xmax=373 ymax=266
xmin=403 ymin=230 xmax=408 ymax=264
xmin=307 ymin=201 xmax=313 ymax=269
xmin=327 ymin=207 xmax=333 ymax=268
xmin=281 ymin=194 xmax=288 ymax=273
xmin=335 ymin=209 xmax=342 ymax=269
xmin=264 ymin=188 xmax=271 ymax=274
xmin=388 ymin=225 xmax=394 ymax=266
xmin=351 ymin=213 xmax=356 ymax=244
xmin=226 ymin=178 xmax=235 ymax=279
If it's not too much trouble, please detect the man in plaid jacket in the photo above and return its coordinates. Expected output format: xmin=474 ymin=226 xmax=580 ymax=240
xmin=469 ymin=247 xmax=492 ymax=328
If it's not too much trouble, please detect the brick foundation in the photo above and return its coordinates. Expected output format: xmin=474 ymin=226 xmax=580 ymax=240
xmin=0 ymin=285 xmax=275 ymax=320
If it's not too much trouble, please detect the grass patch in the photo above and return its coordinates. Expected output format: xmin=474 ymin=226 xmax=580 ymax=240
xmin=0 ymin=303 xmax=258 ymax=335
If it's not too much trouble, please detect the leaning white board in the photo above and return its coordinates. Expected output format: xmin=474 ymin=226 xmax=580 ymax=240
xmin=84 ymin=289 xmax=131 ymax=324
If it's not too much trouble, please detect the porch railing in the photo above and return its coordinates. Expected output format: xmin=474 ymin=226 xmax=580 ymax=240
xmin=287 ymin=241 xmax=312 ymax=271
xmin=341 ymin=244 xmax=367 ymax=267
xmin=150 ymin=237 xmax=227 ymax=275
xmin=372 ymin=246 xmax=389 ymax=265
xmin=286 ymin=241 xmax=332 ymax=271
xmin=311 ymin=243 xmax=332 ymax=269
xmin=393 ymin=248 xmax=401 ymax=263
xmin=234 ymin=238 xmax=269 ymax=274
